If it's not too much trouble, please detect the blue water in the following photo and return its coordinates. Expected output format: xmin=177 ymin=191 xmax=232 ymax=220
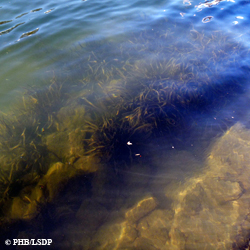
xmin=1 ymin=0 xmax=250 ymax=249
xmin=0 ymin=0 xmax=249 ymax=110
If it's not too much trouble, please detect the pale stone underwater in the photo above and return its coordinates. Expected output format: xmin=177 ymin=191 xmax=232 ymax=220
xmin=72 ymin=123 xmax=250 ymax=250
xmin=17 ymin=122 xmax=249 ymax=250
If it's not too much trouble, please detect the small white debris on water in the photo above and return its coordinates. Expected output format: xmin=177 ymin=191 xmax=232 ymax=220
xmin=172 ymin=146 xmax=174 ymax=149
xmin=233 ymin=21 xmax=238 ymax=25
xmin=236 ymin=16 xmax=244 ymax=19
xmin=44 ymin=9 xmax=52 ymax=14
xmin=127 ymin=141 xmax=132 ymax=145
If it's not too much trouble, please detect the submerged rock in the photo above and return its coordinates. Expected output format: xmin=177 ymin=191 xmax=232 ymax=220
xmin=89 ymin=196 xmax=158 ymax=250
xmin=85 ymin=123 xmax=250 ymax=250
xmin=125 ymin=196 xmax=158 ymax=223
xmin=169 ymin=123 xmax=250 ymax=250
xmin=74 ymin=156 xmax=100 ymax=172
xmin=7 ymin=157 xmax=100 ymax=222
xmin=136 ymin=209 xmax=174 ymax=249
xmin=45 ymin=128 xmax=85 ymax=162
xmin=8 ymin=185 xmax=43 ymax=221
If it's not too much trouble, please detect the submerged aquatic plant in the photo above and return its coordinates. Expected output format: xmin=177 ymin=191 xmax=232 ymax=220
xmin=0 ymin=114 xmax=47 ymax=205
xmin=84 ymin=116 xmax=132 ymax=164
xmin=0 ymin=80 xmax=65 ymax=206
xmin=22 ymin=77 xmax=64 ymax=127
xmin=79 ymin=25 xmax=250 ymax=169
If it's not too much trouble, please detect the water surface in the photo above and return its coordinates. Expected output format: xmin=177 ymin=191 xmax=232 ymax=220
xmin=1 ymin=0 xmax=250 ymax=249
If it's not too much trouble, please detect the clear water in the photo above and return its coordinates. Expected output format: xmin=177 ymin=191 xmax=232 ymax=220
xmin=1 ymin=0 xmax=250 ymax=249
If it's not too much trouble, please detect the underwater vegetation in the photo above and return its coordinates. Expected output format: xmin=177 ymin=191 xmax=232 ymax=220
xmin=79 ymin=27 xmax=249 ymax=167
xmin=0 ymin=80 xmax=66 ymax=209
xmin=0 ymin=22 xmax=250 ymax=247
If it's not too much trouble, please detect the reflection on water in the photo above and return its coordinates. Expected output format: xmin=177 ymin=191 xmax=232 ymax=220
xmin=1 ymin=4 xmax=250 ymax=250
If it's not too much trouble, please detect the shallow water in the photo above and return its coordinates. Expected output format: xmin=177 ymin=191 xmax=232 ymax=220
xmin=1 ymin=0 xmax=250 ymax=249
